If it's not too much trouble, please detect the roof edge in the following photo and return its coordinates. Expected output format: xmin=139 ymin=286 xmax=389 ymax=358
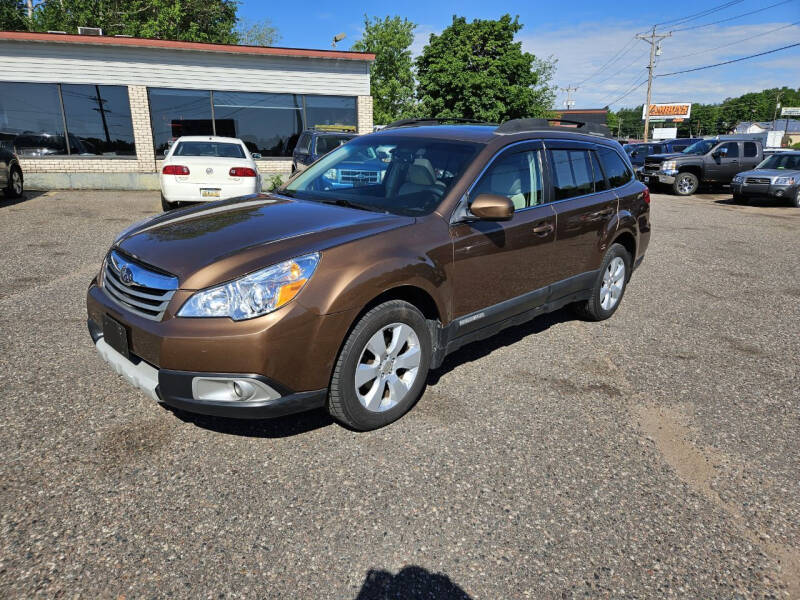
xmin=0 ymin=31 xmax=375 ymax=61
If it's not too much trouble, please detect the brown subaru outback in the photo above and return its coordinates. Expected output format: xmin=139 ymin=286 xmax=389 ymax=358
xmin=87 ymin=118 xmax=650 ymax=430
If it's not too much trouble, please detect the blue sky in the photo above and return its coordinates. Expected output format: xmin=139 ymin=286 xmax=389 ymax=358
xmin=239 ymin=0 xmax=800 ymax=109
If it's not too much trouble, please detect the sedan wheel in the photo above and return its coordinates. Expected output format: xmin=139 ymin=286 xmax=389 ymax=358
xmin=355 ymin=323 xmax=421 ymax=413
xmin=5 ymin=168 xmax=23 ymax=198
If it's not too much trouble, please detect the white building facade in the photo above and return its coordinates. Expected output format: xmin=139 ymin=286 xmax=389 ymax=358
xmin=0 ymin=31 xmax=374 ymax=189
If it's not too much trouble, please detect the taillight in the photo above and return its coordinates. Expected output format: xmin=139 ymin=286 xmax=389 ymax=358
xmin=163 ymin=165 xmax=190 ymax=175
xmin=642 ymin=187 xmax=650 ymax=204
xmin=229 ymin=167 xmax=257 ymax=177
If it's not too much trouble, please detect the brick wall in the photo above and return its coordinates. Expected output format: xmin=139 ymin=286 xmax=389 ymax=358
xmin=357 ymin=96 xmax=374 ymax=134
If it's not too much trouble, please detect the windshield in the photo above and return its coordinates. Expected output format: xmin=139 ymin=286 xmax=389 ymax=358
xmin=756 ymin=153 xmax=800 ymax=170
xmin=172 ymin=141 xmax=246 ymax=158
xmin=682 ymin=140 xmax=716 ymax=155
xmin=284 ymin=135 xmax=482 ymax=216
xmin=315 ymin=134 xmax=354 ymax=155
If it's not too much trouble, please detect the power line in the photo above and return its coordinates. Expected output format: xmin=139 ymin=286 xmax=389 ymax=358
xmin=671 ymin=0 xmax=797 ymax=32
xmin=660 ymin=20 xmax=800 ymax=61
xmin=592 ymin=49 xmax=649 ymax=86
xmin=575 ymin=36 xmax=639 ymax=86
xmin=657 ymin=42 xmax=800 ymax=76
xmin=607 ymin=78 xmax=648 ymax=107
xmin=654 ymin=0 xmax=745 ymax=28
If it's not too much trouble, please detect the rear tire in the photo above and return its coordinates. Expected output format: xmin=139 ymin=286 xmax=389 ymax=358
xmin=792 ymin=189 xmax=800 ymax=208
xmin=328 ymin=300 xmax=431 ymax=431
xmin=572 ymin=243 xmax=631 ymax=322
xmin=673 ymin=172 xmax=699 ymax=196
xmin=4 ymin=166 xmax=23 ymax=198
xmin=161 ymin=194 xmax=176 ymax=211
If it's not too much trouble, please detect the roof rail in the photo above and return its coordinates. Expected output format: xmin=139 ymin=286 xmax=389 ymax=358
xmin=495 ymin=118 xmax=611 ymax=138
xmin=383 ymin=117 xmax=493 ymax=129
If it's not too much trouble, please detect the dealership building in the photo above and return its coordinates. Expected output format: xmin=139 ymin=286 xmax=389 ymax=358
xmin=0 ymin=31 xmax=375 ymax=189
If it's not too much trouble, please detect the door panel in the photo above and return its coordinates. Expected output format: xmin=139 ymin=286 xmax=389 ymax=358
xmin=547 ymin=145 xmax=618 ymax=278
xmin=707 ymin=142 xmax=740 ymax=182
xmin=450 ymin=142 xmax=557 ymax=324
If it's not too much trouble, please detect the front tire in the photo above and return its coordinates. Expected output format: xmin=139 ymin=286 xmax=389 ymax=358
xmin=673 ymin=172 xmax=699 ymax=196
xmin=4 ymin=166 xmax=23 ymax=198
xmin=328 ymin=300 xmax=431 ymax=430
xmin=792 ymin=189 xmax=800 ymax=208
xmin=573 ymin=243 xmax=631 ymax=322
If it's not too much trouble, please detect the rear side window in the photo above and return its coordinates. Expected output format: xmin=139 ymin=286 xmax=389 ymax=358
xmin=743 ymin=142 xmax=757 ymax=158
xmin=597 ymin=147 xmax=633 ymax=188
xmin=672 ymin=144 xmax=688 ymax=152
xmin=549 ymin=149 xmax=593 ymax=200
xmin=315 ymin=135 xmax=352 ymax=155
xmin=173 ymin=141 xmax=246 ymax=158
xmin=589 ymin=151 xmax=608 ymax=191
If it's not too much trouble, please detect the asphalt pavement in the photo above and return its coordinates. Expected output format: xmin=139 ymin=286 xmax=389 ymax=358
xmin=0 ymin=189 xmax=798 ymax=598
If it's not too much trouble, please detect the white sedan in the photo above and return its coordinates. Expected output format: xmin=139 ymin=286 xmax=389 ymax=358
xmin=159 ymin=136 xmax=262 ymax=210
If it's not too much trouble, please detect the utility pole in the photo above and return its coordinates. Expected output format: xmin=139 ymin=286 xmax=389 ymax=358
xmin=636 ymin=26 xmax=671 ymax=142
xmin=560 ymin=85 xmax=578 ymax=110
xmin=772 ymin=89 xmax=783 ymax=132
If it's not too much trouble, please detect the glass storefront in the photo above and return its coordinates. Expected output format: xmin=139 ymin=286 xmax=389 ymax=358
xmin=0 ymin=82 xmax=135 ymax=157
xmin=149 ymin=88 xmax=357 ymax=157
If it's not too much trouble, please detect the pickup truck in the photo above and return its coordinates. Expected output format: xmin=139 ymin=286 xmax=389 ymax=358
xmin=624 ymin=138 xmax=702 ymax=175
xmin=640 ymin=138 xmax=763 ymax=195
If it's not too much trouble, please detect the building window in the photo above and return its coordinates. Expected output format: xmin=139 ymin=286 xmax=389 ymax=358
xmin=0 ymin=82 xmax=136 ymax=158
xmin=0 ymin=82 xmax=67 ymax=156
xmin=148 ymin=88 xmax=213 ymax=156
xmin=61 ymin=85 xmax=135 ymax=156
xmin=305 ymin=95 xmax=357 ymax=130
xmin=212 ymin=91 xmax=303 ymax=156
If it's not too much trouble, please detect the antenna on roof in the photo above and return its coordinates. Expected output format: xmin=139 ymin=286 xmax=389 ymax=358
xmin=332 ymin=33 xmax=346 ymax=48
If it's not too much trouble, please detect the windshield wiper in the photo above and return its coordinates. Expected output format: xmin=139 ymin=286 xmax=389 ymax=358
xmin=319 ymin=198 xmax=386 ymax=213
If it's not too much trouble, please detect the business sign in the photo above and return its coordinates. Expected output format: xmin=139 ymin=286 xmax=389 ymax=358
xmin=642 ymin=102 xmax=692 ymax=121
xmin=781 ymin=107 xmax=800 ymax=116
xmin=653 ymin=127 xmax=677 ymax=140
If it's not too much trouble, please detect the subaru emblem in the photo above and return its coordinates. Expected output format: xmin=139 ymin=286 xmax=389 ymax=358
xmin=120 ymin=265 xmax=134 ymax=286
xmin=206 ymin=167 xmax=214 ymax=175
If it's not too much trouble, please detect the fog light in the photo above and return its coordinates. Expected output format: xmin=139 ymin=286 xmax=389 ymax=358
xmin=775 ymin=190 xmax=784 ymax=197
xmin=232 ymin=380 xmax=255 ymax=400
xmin=192 ymin=377 xmax=281 ymax=402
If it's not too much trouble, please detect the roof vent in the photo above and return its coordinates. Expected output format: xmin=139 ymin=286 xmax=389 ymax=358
xmin=47 ymin=30 xmax=67 ymax=34
xmin=77 ymin=26 xmax=103 ymax=36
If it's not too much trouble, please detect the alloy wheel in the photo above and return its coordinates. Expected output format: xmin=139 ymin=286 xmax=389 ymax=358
xmin=600 ymin=257 xmax=625 ymax=311
xmin=355 ymin=322 xmax=421 ymax=412
xmin=11 ymin=171 xmax=22 ymax=196
xmin=677 ymin=175 xmax=696 ymax=195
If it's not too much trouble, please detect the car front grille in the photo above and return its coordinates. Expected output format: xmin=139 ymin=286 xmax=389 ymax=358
xmin=339 ymin=169 xmax=380 ymax=184
xmin=102 ymin=251 xmax=178 ymax=321
xmin=745 ymin=177 xmax=771 ymax=185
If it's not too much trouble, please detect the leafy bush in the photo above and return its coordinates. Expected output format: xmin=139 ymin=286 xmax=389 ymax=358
xmin=267 ymin=174 xmax=284 ymax=191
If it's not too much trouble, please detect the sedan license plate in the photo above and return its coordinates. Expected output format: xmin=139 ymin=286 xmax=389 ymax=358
xmin=201 ymin=188 xmax=221 ymax=198
xmin=103 ymin=314 xmax=130 ymax=359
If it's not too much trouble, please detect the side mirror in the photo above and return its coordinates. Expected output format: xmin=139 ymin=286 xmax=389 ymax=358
xmin=469 ymin=194 xmax=514 ymax=221
xmin=251 ymin=153 xmax=262 ymax=159
xmin=714 ymin=146 xmax=728 ymax=158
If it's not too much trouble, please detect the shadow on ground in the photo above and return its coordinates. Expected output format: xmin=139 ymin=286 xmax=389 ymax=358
xmin=427 ymin=307 xmax=576 ymax=385
xmin=354 ymin=566 xmax=472 ymax=600
xmin=714 ymin=197 xmax=795 ymax=208
xmin=0 ymin=191 xmax=49 ymax=208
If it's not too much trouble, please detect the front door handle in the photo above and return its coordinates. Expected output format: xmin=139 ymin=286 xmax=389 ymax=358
xmin=532 ymin=223 xmax=554 ymax=236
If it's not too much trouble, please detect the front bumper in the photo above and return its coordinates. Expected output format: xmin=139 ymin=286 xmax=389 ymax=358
xmin=88 ymin=318 xmax=327 ymax=419
xmin=731 ymin=181 xmax=798 ymax=200
xmin=639 ymin=169 xmax=677 ymax=185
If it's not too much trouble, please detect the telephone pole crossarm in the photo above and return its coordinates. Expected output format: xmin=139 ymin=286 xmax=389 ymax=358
xmin=636 ymin=27 xmax=671 ymax=142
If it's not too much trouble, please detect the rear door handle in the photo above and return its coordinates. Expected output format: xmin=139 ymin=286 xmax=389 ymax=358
xmin=590 ymin=208 xmax=614 ymax=219
xmin=532 ymin=222 xmax=554 ymax=236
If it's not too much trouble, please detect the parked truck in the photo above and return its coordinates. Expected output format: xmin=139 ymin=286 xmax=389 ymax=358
xmin=640 ymin=138 xmax=763 ymax=195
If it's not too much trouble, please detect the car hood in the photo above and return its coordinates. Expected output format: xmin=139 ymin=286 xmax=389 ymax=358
xmin=646 ymin=153 xmax=685 ymax=161
xmin=736 ymin=168 xmax=800 ymax=179
xmin=114 ymin=194 xmax=413 ymax=289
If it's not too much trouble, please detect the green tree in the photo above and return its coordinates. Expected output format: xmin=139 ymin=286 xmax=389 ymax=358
xmin=236 ymin=18 xmax=281 ymax=46
xmin=351 ymin=15 xmax=416 ymax=125
xmin=25 ymin=0 xmax=239 ymax=43
xmin=0 ymin=0 xmax=27 ymax=30
xmin=415 ymin=14 xmax=555 ymax=122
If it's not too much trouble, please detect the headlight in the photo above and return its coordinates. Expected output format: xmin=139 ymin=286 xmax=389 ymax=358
xmin=324 ymin=168 xmax=338 ymax=180
xmin=177 ymin=253 xmax=320 ymax=320
xmin=661 ymin=161 xmax=676 ymax=171
xmin=774 ymin=176 xmax=795 ymax=185
xmin=732 ymin=175 xmax=743 ymax=183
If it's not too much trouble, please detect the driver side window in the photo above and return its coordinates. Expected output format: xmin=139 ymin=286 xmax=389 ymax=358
xmin=472 ymin=149 xmax=543 ymax=209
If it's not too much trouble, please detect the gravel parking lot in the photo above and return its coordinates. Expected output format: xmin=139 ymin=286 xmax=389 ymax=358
xmin=1 ymin=189 xmax=798 ymax=598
